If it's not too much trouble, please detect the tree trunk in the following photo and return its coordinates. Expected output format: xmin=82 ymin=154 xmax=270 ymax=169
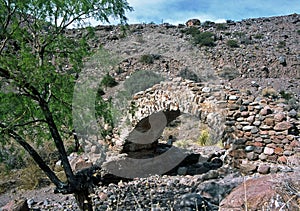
xmin=74 ymin=189 xmax=93 ymax=211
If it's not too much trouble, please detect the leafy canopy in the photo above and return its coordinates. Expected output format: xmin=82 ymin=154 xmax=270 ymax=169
xmin=0 ymin=0 xmax=132 ymax=196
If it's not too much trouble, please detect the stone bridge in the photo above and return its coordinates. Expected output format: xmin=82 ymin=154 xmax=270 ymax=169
xmin=119 ymin=77 xmax=300 ymax=174
xmin=126 ymin=77 xmax=228 ymax=144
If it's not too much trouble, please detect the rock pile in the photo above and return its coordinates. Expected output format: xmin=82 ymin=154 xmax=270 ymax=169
xmin=91 ymin=167 xmax=242 ymax=211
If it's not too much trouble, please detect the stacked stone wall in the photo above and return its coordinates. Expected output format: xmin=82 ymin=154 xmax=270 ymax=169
xmin=126 ymin=77 xmax=300 ymax=174
xmin=224 ymin=89 xmax=300 ymax=173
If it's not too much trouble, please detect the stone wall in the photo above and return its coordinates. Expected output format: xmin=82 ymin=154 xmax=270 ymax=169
xmin=124 ymin=77 xmax=300 ymax=174
xmin=224 ymin=89 xmax=300 ymax=173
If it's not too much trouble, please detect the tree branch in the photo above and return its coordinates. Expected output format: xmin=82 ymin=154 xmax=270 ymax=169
xmin=0 ymin=122 xmax=66 ymax=190
xmin=14 ymin=119 xmax=47 ymax=127
xmin=0 ymin=66 xmax=75 ymax=186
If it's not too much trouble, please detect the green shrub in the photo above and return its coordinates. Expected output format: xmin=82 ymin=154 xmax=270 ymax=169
xmin=19 ymin=162 xmax=50 ymax=190
xmin=279 ymin=91 xmax=299 ymax=111
xmin=174 ymin=140 xmax=190 ymax=148
xmin=179 ymin=68 xmax=200 ymax=82
xmin=139 ymin=54 xmax=161 ymax=64
xmin=182 ymin=27 xmax=199 ymax=36
xmin=182 ymin=27 xmax=215 ymax=47
xmin=140 ymin=54 xmax=154 ymax=64
xmin=233 ymin=31 xmax=246 ymax=38
xmin=100 ymin=73 xmax=118 ymax=88
xmin=193 ymin=31 xmax=215 ymax=47
xmin=218 ymin=66 xmax=240 ymax=80
xmin=297 ymin=30 xmax=300 ymax=35
xmin=287 ymin=97 xmax=299 ymax=111
xmin=279 ymin=90 xmax=292 ymax=100
xmin=197 ymin=130 xmax=211 ymax=146
xmin=124 ymin=70 xmax=164 ymax=95
xmin=216 ymin=23 xmax=227 ymax=30
xmin=253 ymin=33 xmax=264 ymax=39
xmin=226 ymin=39 xmax=239 ymax=48
xmin=202 ymin=21 xmax=215 ymax=28
xmin=240 ymin=37 xmax=253 ymax=45
xmin=95 ymin=96 xmax=116 ymax=137
xmin=277 ymin=41 xmax=286 ymax=48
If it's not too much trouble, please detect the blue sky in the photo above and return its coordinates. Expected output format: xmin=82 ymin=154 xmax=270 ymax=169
xmin=121 ymin=0 xmax=300 ymax=24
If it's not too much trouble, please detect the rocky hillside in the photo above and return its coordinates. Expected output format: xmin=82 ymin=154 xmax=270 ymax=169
xmin=77 ymin=12 xmax=300 ymax=171
xmin=1 ymin=13 xmax=300 ymax=211
xmin=72 ymin=13 xmax=300 ymax=94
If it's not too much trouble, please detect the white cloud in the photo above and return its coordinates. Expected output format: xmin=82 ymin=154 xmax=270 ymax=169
xmin=124 ymin=0 xmax=300 ymax=25
xmin=125 ymin=0 xmax=226 ymax=24
xmin=91 ymin=0 xmax=300 ymax=26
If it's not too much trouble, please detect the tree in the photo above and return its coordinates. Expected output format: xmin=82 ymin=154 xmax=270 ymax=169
xmin=0 ymin=0 xmax=132 ymax=210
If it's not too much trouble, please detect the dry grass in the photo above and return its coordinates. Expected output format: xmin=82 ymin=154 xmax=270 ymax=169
xmin=261 ymin=87 xmax=278 ymax=98
xmin=17 ymin=162 xmax=50 ymax=190
xmin=196 ymin=129 xmax=211 ymax=146
xmin=173 ymin=139 xmax=192 ymax=149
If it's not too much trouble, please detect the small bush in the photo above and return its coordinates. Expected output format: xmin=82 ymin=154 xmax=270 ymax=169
xmin=218 ymin=66 xmax=240 ymax=80
xmin=124 ymin=70 xmax=164 ymax=95
xmin=140 ymin=54 xmax=154 ymax=64
xmin=287 ymin=97 xmax=299 ymax=111
xmin=262 ymin=87 xmax=278 ymax=98
xmin=95 ymin=96 xmax=116 ymax=137
xmin=254 ymin=33 xmax=264 ymax=39
xmin=174 ymin=140 xmax=190 ymax=149
xmin=216 ymin=23 xmax=227 ymax=30
xmin=179 ymin=68 xmax=201 ymax=82
xmin=182 ymin=27 xmax=215 ymax=47
xmin=233 ymin=31 xmax=246 ymax=38
xmin=193 ymin=31 xmax=215 ymax=47
xmin=197 ymin=130 xmax=211 ymax=146
xmin=101 ymin=73 xmax=118 ymax=88
xmin=279 ymin=90 xmax=292 ymax=100
xmin=227 ymin=39 xmax=239 ymax=48
xmin=226 ymin=20 xmax=235 ymax=24
xmin=139 ymin=54 xmax=161 ymax=64
xmin=182 ymin=27 xmax=200 ymax=37
xmin=277 ymin=41 xmax=286 ymax=48
xmin=19 ymin=162 xmax=50 ymax=190
xmin=240 ymin=37 xmax=253 ymax=45
xmin=202 ymin=21 xmax=215 ymax=28
xmin=297 ymin=30 xmax=300 ymax=35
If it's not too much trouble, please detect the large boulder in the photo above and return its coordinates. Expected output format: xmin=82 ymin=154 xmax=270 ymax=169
xmin=219 ymin=172 xmax=300 ymax=210
xmin=186 ymin=19 xmax=201 ymax=27
xmin=1 ymin=198 xmax=29 ymax=211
